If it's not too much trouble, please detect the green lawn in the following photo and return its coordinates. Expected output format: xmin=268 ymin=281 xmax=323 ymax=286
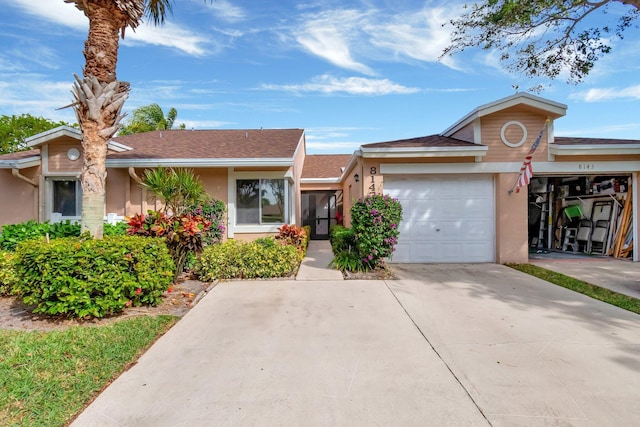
xmin=0 ymin=315 xmax=177 ymax=427
xmin=508 ymin=263 xmax=640 ymax=315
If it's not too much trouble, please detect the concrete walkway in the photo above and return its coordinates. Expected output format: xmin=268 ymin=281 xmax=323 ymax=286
xmin=71 ymin=263 xmax=640 ymax=426
xmin=296 ymin=240 xmax=344 ymax=281
xmin=531 ymin=257 xmax=640 ymax=299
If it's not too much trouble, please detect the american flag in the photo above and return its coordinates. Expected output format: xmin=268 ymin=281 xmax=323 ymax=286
xmin=514 ymin=120 xmax=549 ymax=193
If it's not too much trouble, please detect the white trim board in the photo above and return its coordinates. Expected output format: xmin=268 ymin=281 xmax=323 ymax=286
xmin=381 ymin=161 xmax=640 ymax=175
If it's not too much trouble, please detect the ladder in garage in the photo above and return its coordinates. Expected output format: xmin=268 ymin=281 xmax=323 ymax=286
xmin=535 ymin=193 xmax=552 ymax=251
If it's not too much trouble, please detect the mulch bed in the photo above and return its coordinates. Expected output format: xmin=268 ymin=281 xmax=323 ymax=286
xmin=0 ymin=279 xmax=214 ymax=331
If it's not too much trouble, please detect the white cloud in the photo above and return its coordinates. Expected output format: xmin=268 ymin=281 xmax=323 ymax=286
xmin=570 ymin=85 xmax=640 ymax=102
xmin=295 ymin=9 xmax=374 ymax=75
xmin=0 ymin=74 xmax=77 ymax=123
xmin=291 ymin=5 xmax=461 ymax=74
xmin=179 ymin=119 xmax=235 ymax=130
xmin=123 ymin=22 xmax=211 ymax=56
xmin=368 ymin=7 xmax=459 ymax=68
xmin=261 ymin=74 xmax=420 ymax=95
xmin=205 ymin=0 xmax=246 ymax=23
xmin=8 ymin=0 xmax=213 ymax=56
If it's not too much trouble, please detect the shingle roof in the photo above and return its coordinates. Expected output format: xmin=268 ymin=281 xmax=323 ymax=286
xmin=110 ymin=129 xmax=304 ymax=159
xmin=0 ymin=149 xmax=40 ymax=161
xmin=302 ymin=154 xmax=352 ymax=179
xmin=362 ymin=134 xmax=482 ymax=148
xmin=554 ymin=137 xmax=640 ymax=145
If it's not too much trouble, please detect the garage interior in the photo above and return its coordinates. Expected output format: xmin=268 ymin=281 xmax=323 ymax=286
xmin=528 ymin=175 xmax=634 ymax=259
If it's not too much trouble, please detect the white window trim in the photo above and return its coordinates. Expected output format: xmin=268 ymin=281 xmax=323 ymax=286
xmin=228 ymin=170 xmax=292 ymax=238
xmin=47 ymin=177 xmax=82 ymax=222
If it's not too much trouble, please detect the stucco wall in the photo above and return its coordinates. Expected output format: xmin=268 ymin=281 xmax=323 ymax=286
xmin=0 ymin=168 xmax=40 ymax=226
xmin=495 ymin=172 xmax=529 ymax=263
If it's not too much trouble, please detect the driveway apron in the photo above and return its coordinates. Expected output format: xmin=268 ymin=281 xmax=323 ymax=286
xmin=389 ymin=263 xmax=640 ymax=427
xmin=72 ymin=280 xmax=486 ymax=426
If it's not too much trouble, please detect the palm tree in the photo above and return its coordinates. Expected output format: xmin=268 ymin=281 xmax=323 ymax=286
xmin=65 ymin=0 xmax=201 ymax=238
xmin=118 ymin=103 xmax=185 ymax=135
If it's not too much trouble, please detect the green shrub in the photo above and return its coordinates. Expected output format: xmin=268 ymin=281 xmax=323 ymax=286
xmin=13 ymin=236 xmax=175 ymax=318
xmin=351 ymin=194 xmax=402 ymax=270
xmin=329 ymin=225 xmax=356 ymax=254
xmin=0 ymin=220 xmax=128 ymax=251
xmin=0 ymin=250 xmax=18 ymax=296
xmin=103 ymin=221 xmax=129 ymax=236
xmin=241 ymin=241 xmax=300 ymax=279
xmin=329 ymin=226 xmax=361 ymax=271
xmin=196 ymin=239 xmax=300 ymax=281
xmin=195 ymin=240 xmax=243 ymax=280
xmin=0 ymin=220 xmax=80 ymax=251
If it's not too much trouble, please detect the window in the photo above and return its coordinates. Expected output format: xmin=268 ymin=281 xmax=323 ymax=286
xmin=52 ymin=179 xmax=81 ymax=217
xmin=236 ymin=179 xmax=287 ymax=224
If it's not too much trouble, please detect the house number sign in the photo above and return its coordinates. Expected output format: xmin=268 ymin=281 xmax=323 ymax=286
xmin=369 ymin=167 xmax=377 ymax=195
xmin=578 ymin=163 xmax=596 ymax=170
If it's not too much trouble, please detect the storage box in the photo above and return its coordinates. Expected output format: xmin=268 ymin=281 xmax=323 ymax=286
xmin=564 ymin=205 xmax=582 ymax=220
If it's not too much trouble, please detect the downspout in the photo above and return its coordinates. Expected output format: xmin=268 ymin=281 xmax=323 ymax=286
xmin=128 ymin=167 xmax=147 ymax=213
xmin=12 ymin=168 xmax=38 ymax=187
xmin=12 ymin=168 xmax=39 ymax=221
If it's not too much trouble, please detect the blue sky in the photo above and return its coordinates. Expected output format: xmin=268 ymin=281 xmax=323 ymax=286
xmin=0 ymin=0 xmax=639 ymax=154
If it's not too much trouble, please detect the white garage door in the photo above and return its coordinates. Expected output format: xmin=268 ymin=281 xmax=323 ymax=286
xmin=384 ymin=175 xmax=495 ymax=263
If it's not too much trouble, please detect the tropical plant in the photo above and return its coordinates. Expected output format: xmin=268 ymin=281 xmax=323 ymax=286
xmin=127 ymin=210 xmax=212 ymax=276
xmin=0 ymin=114 xmax=74 ymax=154
xmin=188 ymin=198 xmax=226 ymax=245
xmin=443 ymin=0 xmax=640 ymax=84
xmin=118 ymin=103 xmax=185 ymax=135
xmin=66 ymin=0 xmax=213 ymax=238
xmin=276 ymin=224 xmax=308 ymax=253
xmin=141 ymin=166 xmax=209 ymax=215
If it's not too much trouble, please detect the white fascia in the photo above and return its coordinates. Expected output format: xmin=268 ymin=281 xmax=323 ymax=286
xmin=548 ymin=144 xmax=640 ymax=159
xmin=107 ymin=141 xmax=133 ymax=152
xmin=381 ymin=160 xmax=640 ymax=175
xmin=361 ymin=146 xmax=488 ymax=159
xmin=106 ymin=158 xmax=295 ymax=168
xmin=0 ymin=156 xmax=41 ymax=170
xmin=300 ymin=177 xmax=342 ymax=184
xmin=442 ymin=93 xmax=567 ymax=137
xmin=26 ymin=126 xmax=81 ymax=147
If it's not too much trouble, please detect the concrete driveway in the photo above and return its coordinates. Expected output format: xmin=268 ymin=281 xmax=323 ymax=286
xmin=72 ymin=265 xmax=640 ymax=426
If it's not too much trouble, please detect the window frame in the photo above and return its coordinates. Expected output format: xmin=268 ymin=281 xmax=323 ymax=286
xmin=228 ymin=171 xmax=294 ymax=237
xmin=47 ymin=177 xmax=82 ymax=222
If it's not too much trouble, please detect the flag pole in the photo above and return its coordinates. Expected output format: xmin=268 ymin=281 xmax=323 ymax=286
xmin=508 ymin=119 xmax=550 ymax=195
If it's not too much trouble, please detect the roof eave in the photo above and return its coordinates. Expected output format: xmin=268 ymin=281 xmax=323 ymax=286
xmin=300 ymin=178 xmax=342 ymax=184
xmin=442 ymin=93 xmax=567 ymax=137
xmin=0 ymin=157 xmax=41 ymax=170
xmin=549 ymin=145 xmax=640 ymax=156
xmin=26 ymin=126 xmax=81 ymax=147
xmin=106 ymin=158 xmax=295 ymax=168
xmin=360 ymin=146 xmax=488 ymax=158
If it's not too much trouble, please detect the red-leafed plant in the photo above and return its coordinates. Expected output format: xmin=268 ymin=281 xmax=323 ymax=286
xmin=127 ymin=211 xmax=212 ymax=277
xmin=276 ymin=224 xmax=308 ymax=254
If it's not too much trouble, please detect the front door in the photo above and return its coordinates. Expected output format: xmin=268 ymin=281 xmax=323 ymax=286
xmin=302 ymin=191 xmax=340 ymax=240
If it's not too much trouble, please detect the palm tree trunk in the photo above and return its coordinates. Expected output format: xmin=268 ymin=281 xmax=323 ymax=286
xmin=67 ymin=0 xmax=136 ymax=237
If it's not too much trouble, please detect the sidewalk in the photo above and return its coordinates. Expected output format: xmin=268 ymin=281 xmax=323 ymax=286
xmin=296 ymin=240 xmax=344 ymax=281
